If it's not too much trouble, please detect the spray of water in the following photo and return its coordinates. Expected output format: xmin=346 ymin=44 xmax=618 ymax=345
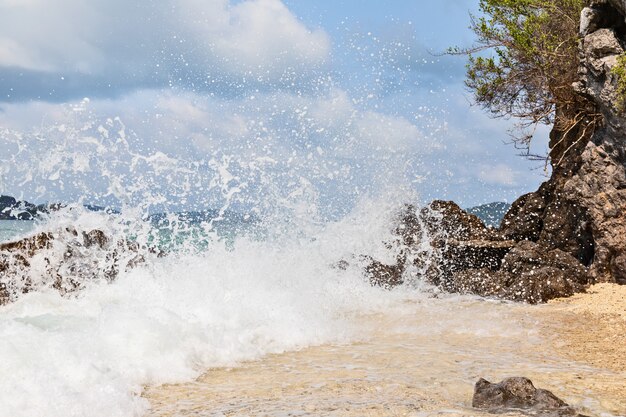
xmin=0 ymin=6 xmax=458 ymax=415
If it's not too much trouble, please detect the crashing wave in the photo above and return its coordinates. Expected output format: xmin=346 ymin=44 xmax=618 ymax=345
xmin=0 ymin=227 xmax=154 ymax=305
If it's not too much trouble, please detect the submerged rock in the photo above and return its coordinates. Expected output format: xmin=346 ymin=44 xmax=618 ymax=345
xmin=472 ymin=377 xmax=587 ymax=417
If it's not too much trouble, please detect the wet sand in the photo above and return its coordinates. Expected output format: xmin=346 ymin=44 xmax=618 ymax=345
xmin=144 ymin=285 xmax=626 ymax=417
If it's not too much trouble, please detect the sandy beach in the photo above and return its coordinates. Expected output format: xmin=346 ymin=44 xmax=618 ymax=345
xmin=546 ymin=284 xmax=626 ymax=373
xmin=144 ymin=284 xmax=626 ymax=417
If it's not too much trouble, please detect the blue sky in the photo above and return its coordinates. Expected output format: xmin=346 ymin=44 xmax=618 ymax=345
xmin=0 ymin=0 xmax=550 ymax=216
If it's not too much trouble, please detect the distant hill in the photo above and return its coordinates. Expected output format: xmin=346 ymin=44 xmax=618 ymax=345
xmin=1 ymin=195 xmax=255 ymax=227
xmin=0 ymin=195 xmax=40 ymax=220
xmin=0 ymin=195 xmax=118 ymax=220
xmin=466 ymin=202 xmax=511 ymax=228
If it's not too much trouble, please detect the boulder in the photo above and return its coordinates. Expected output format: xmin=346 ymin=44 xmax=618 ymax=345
xmin=584 ymin=28 xmax=623 ymax=60
xmin=0 ymin=228 xmax=151 ymax=306
xmin=500 ymin=189 xmax=547 ymax=242
xmin=365 ymin=258 xmax=405 ymax=289
xmin=365 ymin=201 xmax=515 ymax=291
xmin=448 ymin=242 xmax=589 ymax=304
xmin=420 ymin=200 xmax=494 ymax=241
xmin=472 ymin=377 xmax=586 ymax=417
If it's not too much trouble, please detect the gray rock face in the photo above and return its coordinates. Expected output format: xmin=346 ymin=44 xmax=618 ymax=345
xmin=584 ymin=28 xmax=623 ymax=60
xmin=568 ymin=0 xmax=626 ymax=283
xmin=580 ymin=7 xmax=599 ymax=36
xmin=472 ymin=377 xmax=585 ymax=417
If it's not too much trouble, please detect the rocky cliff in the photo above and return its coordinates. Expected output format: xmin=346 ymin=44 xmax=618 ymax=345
xmin=572 ymin=0 xmax=626 ymax=283
xmin=368 ymin=1 xmax=626 ymax=302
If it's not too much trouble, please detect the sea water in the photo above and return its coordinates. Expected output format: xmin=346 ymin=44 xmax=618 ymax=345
xmin=0 ymin=220 xmax=35 ymax=243
xmin=0 ymin=199 xmax=427 ymax=417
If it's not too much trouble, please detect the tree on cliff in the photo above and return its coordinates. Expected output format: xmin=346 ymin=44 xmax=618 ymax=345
xmin=452 ymin=0 xmax=598 ymax=165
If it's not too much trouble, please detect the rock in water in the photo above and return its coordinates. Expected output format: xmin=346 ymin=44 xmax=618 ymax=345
xmin=472 ymin=377 xmax=586 ymax=417
xmin=365 ymin=201 xmax=589 ymax=303
xmin=0 ymin=195 xmax=40 ymax=220
xmin=0 ymin=228 xmax=151 ymax=305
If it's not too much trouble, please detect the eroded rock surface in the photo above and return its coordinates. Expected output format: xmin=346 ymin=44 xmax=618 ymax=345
xmin=473 ymin=377 xmax=586 ymax=417
xmin=0 ymin=228 xmax=150 ymax=305
xmin=366 ymin=201 xmax=590 ymax=303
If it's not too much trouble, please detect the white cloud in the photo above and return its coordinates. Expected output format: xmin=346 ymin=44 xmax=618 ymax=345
xmin=0 ymin=37 xmax=52 ymax=71
xmin=357 ymin=111 xmax=423 ymax=150
xmin=183 ymin=0 xmax=330 ymax=75
xmin=0 ymin=88 xmax=432 ymax=212
xmin=0 ymin=0 xmax=331 ymax=100
xmin=478 ymin=163 xmax=518 ymax=186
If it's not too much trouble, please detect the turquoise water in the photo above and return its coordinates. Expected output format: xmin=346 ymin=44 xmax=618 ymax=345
xmin=0 ymin=220 xmax=36 ymax=243
xmin=0 ymin=214 xmax=260 ymax=251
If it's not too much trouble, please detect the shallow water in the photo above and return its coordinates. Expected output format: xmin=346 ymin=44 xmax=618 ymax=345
xmin=1 ymin=207 xmax=624 ymax=417
xmin=0 ymin=203 xmax=423 ymax=417
xmin=0 ymin=220 xmax=35 ymax=243
xmin=145 ymin=295 xmax=626 ymax=417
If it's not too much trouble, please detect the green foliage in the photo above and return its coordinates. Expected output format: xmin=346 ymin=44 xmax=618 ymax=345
xmin=611 ymin=54 xmax=626 ymax=112
xmin=456 ymin=0 xmax=588 ymax=146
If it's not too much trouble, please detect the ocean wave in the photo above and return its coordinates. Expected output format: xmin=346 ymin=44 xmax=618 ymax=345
xmin=0 ymin=199 xmax=422 ymax=417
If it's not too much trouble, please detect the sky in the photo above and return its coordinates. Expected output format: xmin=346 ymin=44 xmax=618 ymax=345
xmin=0 ymin=0 xmax=552 ymax=216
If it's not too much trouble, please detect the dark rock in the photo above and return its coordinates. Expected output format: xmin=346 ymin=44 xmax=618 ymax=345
xmin=560 ymin=144 xmax=626 ymax=283
xmin=365 ymin=197 xmax=593 ymax=303
xmin=498 ymin=242 xmax=589 ymax=301
xmin=448 ymin=242 xmax=589 ymax=304
xmin=442 ymin=239 xmax=516 ymax=273
xmin=500 ymin=189 xmax=547 ymax=242
xmin=420 ymin=201 xmax=510 ymax=278
xmin=82 ymin=229 xmax=109 ymax=248
xmin=0 ymin=228 xmax=153 ymax=306
xmin=404 ymin=202 xmax=516 ymax=290
xmin=365 ymin=202 xmax=514 ymax=291
xmin=421 ymin=200 xmax=494 ymax=241
xmin=365 ymin=258 xmax=405 ymax=289
xmin=473 ymin=377 xmax=586 ymax=417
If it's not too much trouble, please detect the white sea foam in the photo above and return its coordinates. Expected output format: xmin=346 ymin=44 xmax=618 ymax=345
xmin=0 ymin=198 xmax=422 ymax=417
xmin=0 ymin=77 xmax=432 ymax=417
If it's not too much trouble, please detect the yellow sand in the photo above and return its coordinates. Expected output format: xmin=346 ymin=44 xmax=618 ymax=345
xmin=546 ymin=283 xmax=626 ymax=373
xmin=144 ymin=285 xmax=626 ymax=417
